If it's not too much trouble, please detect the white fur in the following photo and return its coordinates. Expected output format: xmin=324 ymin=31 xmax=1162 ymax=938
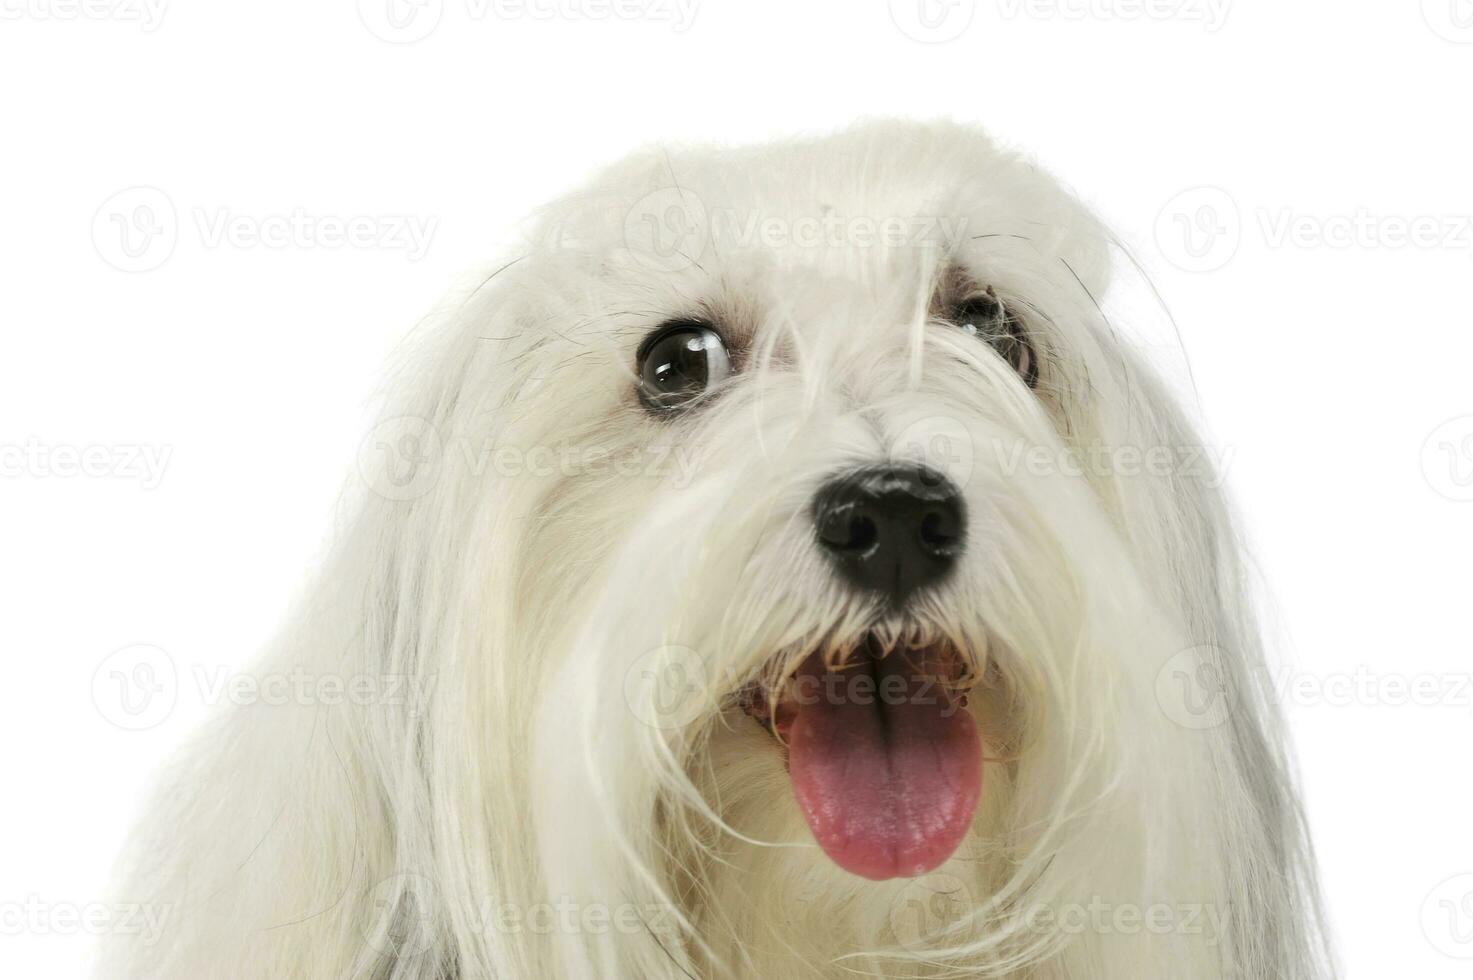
xmin=100 ymin=120 xmax=1333 ymax=979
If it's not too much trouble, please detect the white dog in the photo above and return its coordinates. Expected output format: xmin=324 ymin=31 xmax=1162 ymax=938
xmin=102 ymin=120 xmax=1333 ymax=979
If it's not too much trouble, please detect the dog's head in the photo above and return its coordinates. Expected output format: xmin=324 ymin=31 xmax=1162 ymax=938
xmin=359 ymin=121 xmax=1311 ymax=977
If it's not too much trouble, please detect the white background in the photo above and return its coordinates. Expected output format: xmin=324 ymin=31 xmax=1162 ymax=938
xmin=2 ymin=2 xmax=1471 ymax=977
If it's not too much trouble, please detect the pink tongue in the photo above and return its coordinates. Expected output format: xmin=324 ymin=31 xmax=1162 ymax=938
xmin=787 ymin=650 xmax=982 ymax=880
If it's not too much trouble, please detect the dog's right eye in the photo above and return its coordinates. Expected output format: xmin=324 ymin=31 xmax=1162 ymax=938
xmin=637 ymin=320 xmax=732 ymax=413
xmin=947 ymin=290 xmax=1038 ymax=388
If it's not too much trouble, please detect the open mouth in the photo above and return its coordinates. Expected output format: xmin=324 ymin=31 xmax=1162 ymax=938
xmin=739 ymin=634 xmax=983 ymax=881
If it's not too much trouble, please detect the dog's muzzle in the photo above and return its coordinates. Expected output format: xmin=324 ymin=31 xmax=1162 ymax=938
xmin=812 ymin=464 xmax=965 ymax=606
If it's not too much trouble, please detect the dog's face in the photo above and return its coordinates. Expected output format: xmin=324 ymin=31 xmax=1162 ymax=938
xmin=99 ymin=122 xmax=1320 ymax=980
xmin=422 ymin=121 xmax=1230 ymax=969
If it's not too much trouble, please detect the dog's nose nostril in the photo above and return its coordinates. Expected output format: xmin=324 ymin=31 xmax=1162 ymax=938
xmin=818 ymin=511 xmax=881 ymax=554
xmin=920 ymin=510 xmax=960 ymax=551
xmin=811 ymin=464 xmax=966 ymax=605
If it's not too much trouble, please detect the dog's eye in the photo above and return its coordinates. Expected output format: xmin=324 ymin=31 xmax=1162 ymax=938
xmin=949 ymin=291 xmax=1038 ymax=388
xmin=637 ymin=320 xmax=732 ymax=413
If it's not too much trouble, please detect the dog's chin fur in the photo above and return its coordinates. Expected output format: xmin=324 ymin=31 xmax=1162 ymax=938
xmin=100 ymin=120 xmax=1332 ymax=979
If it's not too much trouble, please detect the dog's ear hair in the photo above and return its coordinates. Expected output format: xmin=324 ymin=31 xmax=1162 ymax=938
xmin=1092 ymin=342 xmax=1333 ymax=976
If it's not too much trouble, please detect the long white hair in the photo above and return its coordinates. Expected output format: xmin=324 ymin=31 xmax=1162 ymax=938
xmin=100 ymin=120 xmax=1333 ymax=980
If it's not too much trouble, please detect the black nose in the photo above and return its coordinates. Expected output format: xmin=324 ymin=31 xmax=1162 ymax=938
xmin=811 ymin=464 xmax=965 ymax=605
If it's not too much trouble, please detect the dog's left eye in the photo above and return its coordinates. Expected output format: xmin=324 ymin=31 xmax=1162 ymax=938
xmin=949 ymin=291 xmax=1038 ymax=388
xmin=637 ymin=320 xmax=732 ymax=413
